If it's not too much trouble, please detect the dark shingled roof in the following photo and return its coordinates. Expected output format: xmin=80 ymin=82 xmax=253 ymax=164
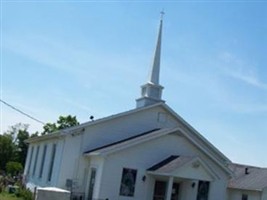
xmin=147 ymin=155 xmax=180 ymax=171
xmin=228 ymin=163 xmax=267 ymax=191
xmin=84 ymin=128 xmax=160 ymax=154
xmin=147 ymin=155 xmax=197 ymax=174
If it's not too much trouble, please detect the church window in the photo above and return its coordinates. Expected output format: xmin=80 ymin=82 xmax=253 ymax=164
xmin=151 ymin=87 xmax=160 ymax=98
xmin=26 ymin=146 xmax=34 ymax=176
xmin=32 ymin=145 xmax=40 ymax=176
xmin=197 ymin=181 xmax=210 ymax=200
xmin=119 ymin=168 xmax=137 ymax=197
xmin=88 ymin=168 xmax=97 ymax=200
xmin=39 ymin=144 xmax=47 ymax=178
xmin=142 ymin=87 xmax=147 ymax=96
xmin=242 ymin=194 xmax=248 ymax=200
xmin=47 ymin=144 xmax=57 ymax=182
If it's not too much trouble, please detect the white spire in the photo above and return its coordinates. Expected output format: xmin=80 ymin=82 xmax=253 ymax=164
xmin=136 ymin=13 xmax=165 ymax=108
xmin=148 ymin=11 xmax=163 ymax=85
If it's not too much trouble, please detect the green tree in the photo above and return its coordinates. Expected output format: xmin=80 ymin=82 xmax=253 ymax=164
xmin=0 ymin=116 xmax=79 ymax=172
xmin=6 ymin=124 xmax=29 ymax=143
xmin=0 ymin=134 xmax=14 ymax=171
xmin=0 ymin=124 xmax=30 ymax=171
xmin=30 ymin=132 xmax=39 ymax=138
xmin=42 ymin=115 xmax=79 ymax=135
xmin=6 ymin=124 xmax=30 ymax=167
xmin=6 ymin=161 xmax=23 ymax=176
xmin=57 ymin=115 xmax=79 ymax=129
xmin=16 ymin=129 xmax=30 ymax=166
xmin=42 ymin=123 xmax=57 ymax=135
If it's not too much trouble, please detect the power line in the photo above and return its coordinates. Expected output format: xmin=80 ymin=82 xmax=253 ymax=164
xmin=0 ymin=99 xmax=45 ymax=125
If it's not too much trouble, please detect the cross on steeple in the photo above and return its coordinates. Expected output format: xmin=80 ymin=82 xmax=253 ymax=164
xmin=136 ymin=13 xmax=165 ymax=108
xmin=160 ymin=10 xmax=165 ymax=20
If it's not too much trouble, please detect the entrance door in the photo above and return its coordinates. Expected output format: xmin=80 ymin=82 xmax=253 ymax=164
xmin=153 ymin=181 xmax=167 ymax=200
xmin=153 ymin=180 xmax=180 ymax=200
xmin=171 ymin=183 xmax=180 ymax=200
xmin=196 ymin=181 xmax=209 ymax=200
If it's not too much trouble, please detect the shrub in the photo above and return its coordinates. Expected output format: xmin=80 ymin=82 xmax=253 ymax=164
xmin=16 ymin=187 xmax=33 ymax=200
xmin=6 ymin=162 xmax=23 ymax=177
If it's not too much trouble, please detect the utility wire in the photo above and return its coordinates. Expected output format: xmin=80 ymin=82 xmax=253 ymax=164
xmin=0 ymin=99 xmax=45 ymax=125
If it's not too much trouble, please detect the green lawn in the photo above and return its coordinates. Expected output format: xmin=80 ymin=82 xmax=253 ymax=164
xmin=0 ymin=192 xmax=23 ymax=200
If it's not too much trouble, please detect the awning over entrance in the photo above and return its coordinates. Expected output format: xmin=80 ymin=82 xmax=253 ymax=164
xmin=147 ymin=155 xmax=218 ymax=181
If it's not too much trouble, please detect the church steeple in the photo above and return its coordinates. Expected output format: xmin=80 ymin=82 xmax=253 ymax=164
xmin=136 ymin=12 xmax=165 ymax=108
xmin=149 ymin=12 xmax=163 ymax=85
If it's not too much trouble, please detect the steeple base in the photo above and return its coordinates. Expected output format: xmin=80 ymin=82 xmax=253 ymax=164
xmin=136 ymin=97 xmax=165 ymax=108
xmin=136 ymin=82 xmax=164 ymax=108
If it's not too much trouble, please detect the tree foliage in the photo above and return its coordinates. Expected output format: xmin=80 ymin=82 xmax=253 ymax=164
xmin=0 ymin=134 xmax=14 ymax=171
xmin=1 ymin=115 xmax=79 ymax=174
xmin=6 ymin=161 xmax=23 ymax=176
xmin=42 ymin=115 xmax=79 ymax=135
xmin=57 ymin=115 xmax=79 ymax=129
xmin=42 ymin=123 xmax=57 ymax=135
xmin=16 ymin=129 xmax=30 ymax=165
xmin=0 ymin=124 xmax=30 ymax=171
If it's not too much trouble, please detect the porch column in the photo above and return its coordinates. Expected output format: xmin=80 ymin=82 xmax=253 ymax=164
xmin=166 ymin=176 xmax=174 ymax=200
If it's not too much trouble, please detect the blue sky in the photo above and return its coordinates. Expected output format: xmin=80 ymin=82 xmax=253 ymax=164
xmin=1 ymin=1 xmax=267 ymax=167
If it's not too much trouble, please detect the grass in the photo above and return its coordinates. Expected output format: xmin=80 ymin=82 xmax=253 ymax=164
xmin=0 ymin=192 xmax=23 ymax=200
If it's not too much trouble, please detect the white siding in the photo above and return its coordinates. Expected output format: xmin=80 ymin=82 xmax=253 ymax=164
xmin=262 ymin=188 xmax=267 ymax=200
xmin=81 ymin=106 xmax=178 ymax=154
xmin=228 ymin=189 xmax=262 ymax=200
xmin=24 ymin=145 xmax=34 ymax=177
xmin=24 ymin=139 xmax=63 ymax=188
xmin=24 ymin=105 xmax=231 ymax=200
xmin=96 ymin=134 xmax=229 ymax=200
xmin=57 ymin=134 xmax=84 ymax=190
xmin=56 ymin=106 xmax=179 ymax=191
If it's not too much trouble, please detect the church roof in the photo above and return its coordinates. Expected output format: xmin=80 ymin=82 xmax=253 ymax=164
xmin=25 ymin=102 xmax=165 ymax=143
xmin=84 ymin=124 xmax=233 ymax=176
xmin=26 ymin=100 xmax=232 ymax=175
xmin=84 ymin=128 xmax=160 ymax=154
xmin=147 ymin=155 xmax=220 ymax=181
xmin=228 ymin=163 xmax=267 ymax=191
xmin=84 ymin=128 xmax=177 ymax=156
xmin=147 ymin=155 xmax=192 ymax=171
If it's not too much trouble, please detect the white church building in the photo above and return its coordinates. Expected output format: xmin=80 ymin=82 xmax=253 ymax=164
xmin=24 ymin=16 xmax=267 ymax=200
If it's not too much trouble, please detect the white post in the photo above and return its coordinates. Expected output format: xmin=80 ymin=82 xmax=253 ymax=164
xmin=166 ymin=176 xmax=174 ymax=200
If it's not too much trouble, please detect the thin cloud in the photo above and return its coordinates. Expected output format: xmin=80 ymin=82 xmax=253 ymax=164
xmin=3 ymin=34 xmax=91 ymax=75
xmin=3 ymin=33 xmax=146 ymax=90
xmin=214 ymin=52 xmax=267 ymax=114
xmin=63 ymin=98 xmax=94 ymax=114
xmin=229 ymin=103 xmax=267 ymax=114
xmin=219 ymin=52 xmax=267 ymax=90
xmin=229 ymin=72 xmax=267 ymax=90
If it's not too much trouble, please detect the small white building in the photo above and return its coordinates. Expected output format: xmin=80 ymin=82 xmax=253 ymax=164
xmin=24 ymin=16 xmax=267 ymax=200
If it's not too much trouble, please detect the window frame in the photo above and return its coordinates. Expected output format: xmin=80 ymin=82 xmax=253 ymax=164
xmin=196 ymin=181 xmax=210 ymax=200
xmin=242 ymin=194 xmax=248 ymax=200
xmin=119 ymin=168 xmax=138 ymax=197
xmin=26 ymin=146 xmax=34 ymax=176
xmin=39 ymin=144 xmax=47 ymax=179
xmin=47 ymin=143 xmax=57 ymax=182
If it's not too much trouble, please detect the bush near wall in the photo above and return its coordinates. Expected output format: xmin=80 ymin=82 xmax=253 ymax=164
xmin=0 ymin=175 xmax=33 ymax=200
